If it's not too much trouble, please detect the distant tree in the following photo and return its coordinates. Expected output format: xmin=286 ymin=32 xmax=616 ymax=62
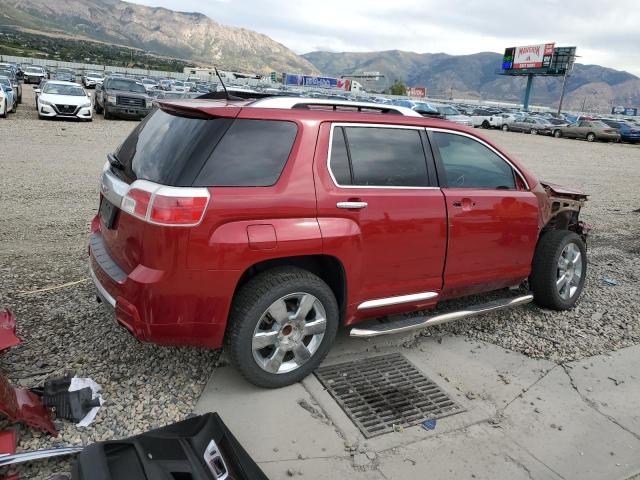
xmin=389 ymin=79 xmax=407 ymax=96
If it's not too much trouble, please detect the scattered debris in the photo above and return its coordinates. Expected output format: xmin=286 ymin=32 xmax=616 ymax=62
xmin=37 ymin=375 xmax=103 ymax=426
xmin=498 ymin=373 xmax=511 ymax=385
xmin=0 ymin=446 xmax=83 ymax=467
xmin=0 ymin=429 xmax=16 ymax=456
xmin=601 ymin=277 xmax=619 ymax=286
xmin=0 ymin=374 xmax=57 ymax=436
xmin=0 ymin=311 xmax=21 ymax=352
xmin=422 ymin=419 xmax=437 ymax=431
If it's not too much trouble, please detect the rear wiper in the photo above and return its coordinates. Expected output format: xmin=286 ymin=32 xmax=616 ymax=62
xmin=108 ymin=152 xmax=125 ymax=170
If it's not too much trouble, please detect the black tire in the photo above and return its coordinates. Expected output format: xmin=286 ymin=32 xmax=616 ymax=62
xmin=103 ymin=106 xmax=112 ymax=119
xmin=502 ymin=124 xmax=509 ymax=132
xmin=10 ymin=101 xmax=17 ymax=113
xmin=17 ymin=94 xmax=21 ymax=104
xmin=530 ymin=128 xmax=537 ymax=135
xmin=530 ymin=230 xmax=587 ymax=310
xmin=586 ymin=132 xmax=596 ymax=142
xmin=0 ymin=100 xmax=6 ymax=118
xmin=553 ymin=130 xmax=562 ymax=138
xmin=95 ymin=101 xmax=103 ymax=114
xmin=481 ymin=120 xmax=490 ymax=129
xmin=225 ymin=266 xmax=339 ymax=388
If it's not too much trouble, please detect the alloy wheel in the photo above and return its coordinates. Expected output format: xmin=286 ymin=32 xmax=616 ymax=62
xmin=556 ymin=242 xmax=583 ymax=300
xmin=252 ymin=293 xmax=327 ymax=374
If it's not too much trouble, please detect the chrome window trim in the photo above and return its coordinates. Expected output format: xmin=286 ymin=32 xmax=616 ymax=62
xmin=357 ymin=291 xmax=439 ymax=310
xmin=426 ymin=127 xmax=530 ymax=190
xmin=327 ymin=123 xmax=440 ymax=190
xmin=101 ymin=166 xmax=130 ymax=208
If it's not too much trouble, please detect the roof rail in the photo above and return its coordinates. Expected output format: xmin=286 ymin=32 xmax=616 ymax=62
xmin=248 ymin=97 xmax=421 ymax=117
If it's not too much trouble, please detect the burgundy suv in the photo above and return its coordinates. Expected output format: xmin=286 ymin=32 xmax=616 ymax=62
xmin=90 ymin=97 xmax=589 ymax=388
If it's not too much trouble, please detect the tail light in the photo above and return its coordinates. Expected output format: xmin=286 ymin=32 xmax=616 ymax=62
xmin=121 ymin=180 xmax=209 ymax=227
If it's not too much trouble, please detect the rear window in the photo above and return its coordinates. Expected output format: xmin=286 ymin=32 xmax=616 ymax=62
xmin=114 ymin=109 xmax=232 ymax=186
xmin=113 ymin=109 xmax=297 ymax=187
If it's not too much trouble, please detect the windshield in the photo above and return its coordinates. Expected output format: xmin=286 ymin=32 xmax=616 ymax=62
xmin=0 ymin=78 xmax=10 ymax=87
xmin=58 ymin=69 xmax=74 ymax=74
xmin=173 ymin=81 xmax=184 ymax=87
xmin=26 ymin=67 xmax=44 ymax=74
xmin=43 ymin=83 xmax=85 ymax=96
xmin=437 ymin=106 xmax=461 ymax=116
xmin=87 ymin=72 xmax=102 ymax=78
xmin=142 ymin=79 xmax=155 ymax=84
xmin=105 ymin=79 xmax=146 ymax=93
xmin=413 ymin=102 xmax=438 ymax=113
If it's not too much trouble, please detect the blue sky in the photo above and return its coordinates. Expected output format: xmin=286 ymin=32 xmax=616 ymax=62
xmin=129 ymin=0 xmax=640 ymax=76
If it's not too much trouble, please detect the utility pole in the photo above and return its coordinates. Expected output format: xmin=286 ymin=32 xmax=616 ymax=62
xmin=556 ymin=67 xmax=569 ymax=116
xmin=523 ymin=74 xmax=534 ymax=111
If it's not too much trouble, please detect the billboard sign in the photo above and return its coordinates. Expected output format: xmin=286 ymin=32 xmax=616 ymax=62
xmin=611 ymin=106 xmax=638 ymax=116
xmin=408 ymin=87 xmax=427 ymax=97
xmin=506 ymin=43 xmax=555 ymax=69
xmin=283 ymin=73 xmax=351 ymax=90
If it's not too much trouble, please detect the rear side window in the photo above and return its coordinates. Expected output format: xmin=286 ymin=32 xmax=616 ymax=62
xmin=194 ymin=119 xmax=297 ymax=187
xmin=329 ymin=126 xmax=429 ymax=187
xmin=431 ymin=132 xmax=516 ymax=190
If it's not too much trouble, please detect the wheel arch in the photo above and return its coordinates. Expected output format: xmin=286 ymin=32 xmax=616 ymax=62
xmin=233 ymin=254 xmax=347 ymax=321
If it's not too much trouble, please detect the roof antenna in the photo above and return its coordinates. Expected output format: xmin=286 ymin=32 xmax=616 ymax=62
xmin=214 ymin=66 xmax=230 ymax=100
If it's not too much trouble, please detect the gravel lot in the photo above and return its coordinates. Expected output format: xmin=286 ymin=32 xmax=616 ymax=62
xmin=1 ymin=87 xmax=639 ymax=478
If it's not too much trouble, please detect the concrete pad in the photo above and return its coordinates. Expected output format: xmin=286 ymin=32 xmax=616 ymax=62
xmin=193 ymin=366 xmax=346 ymax=463
xmin=503 ymin=366 xmax=640 ymax=480
xmin=566 ymin=344 xmax=640 ymax=436
xmin=376 ymin=424 xmax=562 ymax=480
xmin=259 ymin=457 xmax=386 ymax=480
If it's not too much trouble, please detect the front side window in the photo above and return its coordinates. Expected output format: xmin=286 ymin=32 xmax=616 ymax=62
xmin=329 ymin=126 xmax=429 ymax=187
xmin=431 ymin=132 xmax=516 ymax=190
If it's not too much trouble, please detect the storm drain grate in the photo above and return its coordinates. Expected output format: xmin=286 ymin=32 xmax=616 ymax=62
xmin=315 ymin=353 xmax=464 ymax=438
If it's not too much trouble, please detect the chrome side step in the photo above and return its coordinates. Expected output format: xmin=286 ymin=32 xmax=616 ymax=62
xmin=349 ymin=294 xmax=534 ymax=338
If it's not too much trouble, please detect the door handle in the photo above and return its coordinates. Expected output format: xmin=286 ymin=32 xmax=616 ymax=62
xmin=452 ymin=198 xmax=476 ymax=209
xmin=337 ymin=201 xmax=368 ymax=210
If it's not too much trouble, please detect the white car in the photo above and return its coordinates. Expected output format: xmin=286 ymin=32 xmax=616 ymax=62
xmin=0 ymin=83 xmax=16 ymax=118
xmin=82 ymin=72 xmax=104 ymax=88
xmin=170 ymin=80 xmax=188 ymax=93
xmin=36 ymin=81 xmax=92 ymax=121
xmin=141 ymin=78 xmax=159 ymax=92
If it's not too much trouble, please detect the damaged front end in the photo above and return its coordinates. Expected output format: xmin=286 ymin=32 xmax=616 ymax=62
xmin=534 ymin=181 xmax=591 ymax=243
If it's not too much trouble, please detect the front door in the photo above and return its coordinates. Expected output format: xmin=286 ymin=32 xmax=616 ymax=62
xmin=428 ymin=129 xmax=539 ymax=298
xmin=314 ymin=122 xmax=447 ymax=320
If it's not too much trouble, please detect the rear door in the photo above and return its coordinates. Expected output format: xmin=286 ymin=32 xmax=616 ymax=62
xmin=314 ymin=123 xmax=447 ymax=318
xmin=428 ymin=129 xmax=539 ymax=298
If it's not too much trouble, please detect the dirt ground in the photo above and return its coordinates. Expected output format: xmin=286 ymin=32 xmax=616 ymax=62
xmin=0 ymin=86 xmax=638 ymax=478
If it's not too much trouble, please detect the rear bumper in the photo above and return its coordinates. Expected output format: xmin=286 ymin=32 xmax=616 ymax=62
xmin=89 ymin=232 xmax=236 ymax=349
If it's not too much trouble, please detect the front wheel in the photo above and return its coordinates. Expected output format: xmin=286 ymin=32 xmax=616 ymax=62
xmin=530 ymin=128 xmax=538 ymax=135
xmin=530 ymin=230 xmax=587 ymax=310
xmin=481 ymin=120 xmax=490 ymax=129
xmin=554 ymin=130 xmax=562 ymax=138
xmin=225 ymin=267 xmax=339 ymax=388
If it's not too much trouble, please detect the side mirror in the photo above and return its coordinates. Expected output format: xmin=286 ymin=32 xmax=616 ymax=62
xmin=34 ymin=88 xmax=41 ymax=93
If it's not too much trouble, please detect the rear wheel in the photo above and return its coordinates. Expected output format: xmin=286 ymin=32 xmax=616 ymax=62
xmin=502 ymin=124 xmax=509 ymax=132
xmin=586 ymin=132 xmax=596 ymax=142
xmin=530 ymin=230 xmax=586 ymax=310
xmin=553 ymin=129 xmax=562 ymax=138
xmin=225 ymin=267 xmax=339 ymax=388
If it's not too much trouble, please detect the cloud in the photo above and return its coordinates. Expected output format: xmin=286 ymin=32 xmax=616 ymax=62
xmin=129 ymin=0 xmax=640 ymax=75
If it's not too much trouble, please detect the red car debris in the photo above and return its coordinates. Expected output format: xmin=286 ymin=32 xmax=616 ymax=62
xmin=0 ymin=312 xmax=20 ymax=353
xmin=0 ymin=376 xmax=56 ymax=436
xmin=89 ymin=97 xmax=589 ymax=387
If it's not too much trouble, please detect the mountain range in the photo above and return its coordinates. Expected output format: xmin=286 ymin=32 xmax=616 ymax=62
xmin=2 ymin=0 xmax=638 ymax=110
